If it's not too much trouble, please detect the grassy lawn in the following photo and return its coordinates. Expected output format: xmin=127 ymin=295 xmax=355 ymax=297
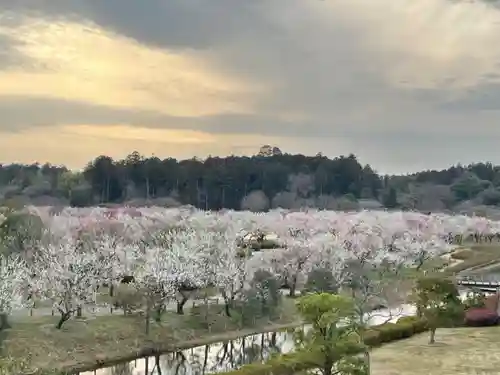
xmin=2 ymin=299 xmax=299 ymax=374
xmin=438 ymin=244 xmax=500 ymax=276
xmin=371 ymin=326 xmax=500 ymax=375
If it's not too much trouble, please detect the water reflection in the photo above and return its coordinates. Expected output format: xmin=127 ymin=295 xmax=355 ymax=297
xmin=80 ymin=330 xmax=296 ymax=375
xmin=79 ymin=301 xmax=422 ymax=375
xmin=79 ymin=294 xmax=453 ymax=375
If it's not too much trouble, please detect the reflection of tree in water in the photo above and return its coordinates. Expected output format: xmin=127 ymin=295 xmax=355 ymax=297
xmin=177 ymin=345 xmax=209 ymax=375
xmin=110 ymin=362 xmax=134 ymax=375
xmin=208 ymin=332 xmax=287 ymax=372
xmin=90 ymin=330 xmax=291 ymax=375
xmin=159 ymin=351 xmax=187 ymax=375
xmin=157 ymin=334 xmax=273 ymax=375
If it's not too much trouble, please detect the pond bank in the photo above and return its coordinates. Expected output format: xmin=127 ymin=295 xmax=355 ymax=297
xmin=67 ymin=321 xmax=303 ymax=375
xmin=5 ymin=299 xmax=301 ymax=375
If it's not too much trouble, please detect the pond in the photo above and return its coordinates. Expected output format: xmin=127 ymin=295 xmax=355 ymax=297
xmin=79 ymin=302 xmax=420 ymax=375
xmin=79 ymin=330 xmax=296 ymax=375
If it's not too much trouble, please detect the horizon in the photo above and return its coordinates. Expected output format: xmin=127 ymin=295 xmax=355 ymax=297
xmin=0 ymin=149 xmax=494 ymax=177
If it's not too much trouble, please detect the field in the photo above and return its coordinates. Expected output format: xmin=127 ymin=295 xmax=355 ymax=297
xmin=371 ymin=327 xmax=500 ymax=375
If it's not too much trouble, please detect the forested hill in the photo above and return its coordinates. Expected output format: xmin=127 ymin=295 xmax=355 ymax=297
xmin=0 ymin=151 xmax=499 ymax=214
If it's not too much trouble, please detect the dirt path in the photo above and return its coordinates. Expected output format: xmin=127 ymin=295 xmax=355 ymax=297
xmin=440 ymin=248 xmax=466 ymax=270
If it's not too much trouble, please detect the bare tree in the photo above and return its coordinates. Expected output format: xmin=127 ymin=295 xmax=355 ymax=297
xmin=271 ymin=192 xmax=297 ymax=209
xmin=288 ymin=173 xmax=315 ymax=198
xmin=241 ymin=190 xmax=270 ymax=212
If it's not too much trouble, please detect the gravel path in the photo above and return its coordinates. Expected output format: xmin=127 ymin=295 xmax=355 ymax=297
xmin=11 ymin=291 xmax=299 ymax=319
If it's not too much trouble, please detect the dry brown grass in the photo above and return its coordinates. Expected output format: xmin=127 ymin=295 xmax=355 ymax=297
xmin=371 ymin=326 xmax=500 ymax=375
xmin=2 ymin=299 xmax=299 ymax=374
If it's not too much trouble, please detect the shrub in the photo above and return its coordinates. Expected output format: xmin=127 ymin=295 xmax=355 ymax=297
xmin=362 ymin=316 xmax=429 ymax=347
xmin=251 ymin=270 xmax=281 ymax=317
xmin=464 ymin=308 xmax=499 ymax=327
xmin=112 ymin=284 xmax=143 ymax=315
xmin=397 ymin=316 xmax=429 ymax=332
xmin=302 ymin=267 xmax=339 ymax=295
xmin=366 ymin=317 xmax=427 ymax=345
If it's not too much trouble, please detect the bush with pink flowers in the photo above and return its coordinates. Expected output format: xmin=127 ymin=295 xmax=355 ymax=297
xmin=464 ymin=308 xmax=499 ymax=327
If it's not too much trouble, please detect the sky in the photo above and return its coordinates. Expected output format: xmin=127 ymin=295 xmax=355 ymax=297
xmin=1 ymin=0 xmax=500 ymax=174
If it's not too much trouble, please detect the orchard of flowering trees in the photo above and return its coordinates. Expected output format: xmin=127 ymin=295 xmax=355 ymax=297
xmin=0 ymin=206 xmax=499 ymax=331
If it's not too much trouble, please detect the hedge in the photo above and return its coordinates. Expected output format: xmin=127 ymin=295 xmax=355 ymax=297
xmin=215 ymin=316 xmax=429 ymax=375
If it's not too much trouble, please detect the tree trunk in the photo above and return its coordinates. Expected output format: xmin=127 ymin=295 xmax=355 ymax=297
xmin=176 ymin=294 xmax=189 ymax=315
xmin=322 ymin=358 xmax=333 ymax=375
xmin=429 ymin=328 xmax=436 ymax=344
xmin=56 ymin=312 xmax=71 ymax=329
xmin=415 ymin=260 xmax=423 ymax=271
xmin=288 ymin=276 xmax=297 ymax=297
xmin=364 ymin=349 xmax=371 ymax=375
xmin=145 ymin=300 xmax=151 ymax=335
xmin=76 ymin=305 xmax=82 ymax=317
xmin=154 ymin=304 xmax=164 ymax=322
xmin=0 ymin=313 xmax=10 ymax=330
xmin=416 ymin=306 xmax=423 ymax=318
xmin=224 ymin=301 xmax=232 ymax=317
xmin=109 ymin=284 xmax=114 ymax=297
xmin=221 ymin=291 xmax=232 ymax=317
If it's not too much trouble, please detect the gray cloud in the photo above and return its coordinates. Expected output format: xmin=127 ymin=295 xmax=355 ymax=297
xmin=0 ymin=96 xmax=169 ymax=132
xmin=0 ymin=96 xmax=343 ymax=139
xmin=0 ymin=0 xmax=271 ymax=50
xmin=3 ymin=0 xmax=500 ymax=173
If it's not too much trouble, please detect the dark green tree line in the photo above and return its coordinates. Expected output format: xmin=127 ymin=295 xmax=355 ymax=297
xmin=3 ymin=151 xmax=500 ymax=211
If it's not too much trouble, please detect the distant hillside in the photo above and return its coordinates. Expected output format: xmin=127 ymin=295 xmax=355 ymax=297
xmin=1 ymin=150 xmax=500 ymax=215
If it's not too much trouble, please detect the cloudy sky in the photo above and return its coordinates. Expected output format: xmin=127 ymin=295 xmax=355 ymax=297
xmin=1 ymin=0 xmax=500 ymax=174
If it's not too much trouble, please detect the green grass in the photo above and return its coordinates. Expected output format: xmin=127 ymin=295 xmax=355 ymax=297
xmin=371 ymin=326 xmax=500 ymax=375
xmin=444 ymin=244 xmax=500 ymax=275
xmin=1 ymin=299 xmax=299 ymax=375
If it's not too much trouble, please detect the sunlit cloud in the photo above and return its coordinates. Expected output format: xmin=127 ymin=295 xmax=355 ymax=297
xmin=0 ymin=13 xmax=264 ymax=117
xmin=0 ymin=124 xmax=293 ymax=168
xmin=66 ymin=125 xmax=215 ymax=144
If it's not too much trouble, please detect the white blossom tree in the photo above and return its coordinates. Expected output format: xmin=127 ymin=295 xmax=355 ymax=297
xmin=0 ymin=255 xmax=28 ymax=329
xmin=207 ymin=226 xmax=252 ymax=317
xmin=158 ymin=228 xmax=209 ymax=315
xmin=32 ymin=240 xmax=101 ymax=329
xmin=134 ymin=245 xmax=176 ymax=333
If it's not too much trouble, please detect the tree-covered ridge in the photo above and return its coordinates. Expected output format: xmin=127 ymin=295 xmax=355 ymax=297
xmin=1 ymin=150 xmax=499 ymax=212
